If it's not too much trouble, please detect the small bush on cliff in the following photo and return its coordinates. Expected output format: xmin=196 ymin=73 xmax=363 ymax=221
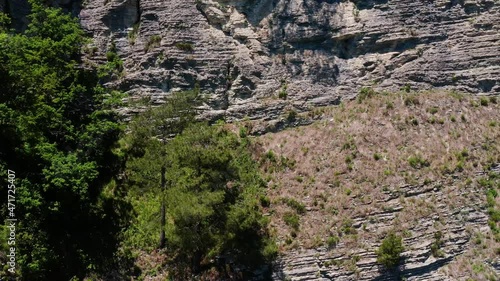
xmin=430 ymin=231 xmax=445 ymax=258
xmin=408 ymin=154 xmax=430 ymax=169
xmin=128 ymin=22 xmax=140 ymax=45
xmin=100 ymin=41 xmax=124 ymax=78
xmin=376 ymin=233 xmax=404 ymax=269
xmin=283 ymin=212 xmax=300 ymax=230
xmin=358 ymin=87 xmax=377 ymax=103
xmin=144 ymin=35 xmax=161 ymax=52
xmin=404 ymin=95 xmax=420 ymax=106
xmin=175 ymin=42 xmax=194 ymax=51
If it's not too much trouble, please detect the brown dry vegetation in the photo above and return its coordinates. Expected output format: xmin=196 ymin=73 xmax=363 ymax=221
xmin=250 ymin=91 xmax=499 ymax=279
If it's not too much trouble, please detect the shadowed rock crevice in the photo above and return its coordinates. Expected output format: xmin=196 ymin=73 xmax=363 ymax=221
xmin=0 ymin=0 xmax=83 ymax=31
xmin=372 ymin=257 xmax=455 ymax=281
xmin=102 ymin=0 xmax=140 ymax=32
xmin=351 ymin=0 xmax=389 ymax=10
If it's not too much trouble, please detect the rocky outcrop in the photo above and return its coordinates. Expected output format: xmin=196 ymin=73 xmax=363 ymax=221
xmin=256 ymin=91 xmax=500 ymax=280
xmin=40 ymin=0 xmax=500 ymax=122
xmin=272 ymin=183 xmax=492 ymax=280
xmin=2 ymin=0 xmax=498 ymax=120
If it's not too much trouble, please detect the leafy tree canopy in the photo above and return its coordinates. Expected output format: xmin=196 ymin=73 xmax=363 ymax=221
xmin=124 ymin=106 xmax=277 ymax=278
xmin=0 ymin=1 xmax=128 ymax=280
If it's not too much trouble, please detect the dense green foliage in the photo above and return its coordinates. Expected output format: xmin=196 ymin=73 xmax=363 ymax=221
xmin=376 ymin=233 xmax=404 ymax=269
xmin=0 ymin=2 xmax=275 ymax=280
xmin=0 ymin=2 xmax=127 ymax=280
xmin=124 ymin=97 xmax=277 ymax=278
xmin=122 ymin=89 xmax=200 ymax=253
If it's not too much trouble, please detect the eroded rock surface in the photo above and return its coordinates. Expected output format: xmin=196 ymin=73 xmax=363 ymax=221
xmin=56 ymin=0 xmax=500 ymax=121
xmin=257 ymin=92 xmax=500 ymax=281
xmin=2 ymin=0 xmax=498 ymax=120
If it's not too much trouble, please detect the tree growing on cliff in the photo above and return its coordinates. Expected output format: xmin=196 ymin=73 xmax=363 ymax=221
xmin=165 ymin=123 xmax=276 ymax=274
xmin=124 ymin=118 xmax=277 ymax=278
xmin=124 ymin=88 xmax=200 ymax=249
xmin=376 ymin=232 xmax=405 ymax=269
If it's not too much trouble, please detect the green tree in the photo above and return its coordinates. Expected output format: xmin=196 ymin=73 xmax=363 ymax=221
xmin=124 ymin=89 xmax=200 ymax=249
xmin=124 ymin=120 xmax=277 ymax=278
xmin=376 ymin=232 xmax=405 ymax=269
xmin=0 ymin=12 xmax=11 ymax=32
xmin=0 ymin=2 xmax=129 ymax=279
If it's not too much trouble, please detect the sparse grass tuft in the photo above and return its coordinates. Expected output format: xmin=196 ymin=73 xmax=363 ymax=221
xmin=286 ymin=110 xmax=297 ymax=122
xmin=326 ymin=235 xmax=340 ymax=248
xmin=430 ymin=231 xmax=445 ymax=257
xmin=279 ymin=81 xmax=288 ymax=100
xmin=401 ymin=84 xmax=411 ymax=93
xmin=145 ymin=35 xmax=162 ymax=52
xmin=175 ymin=42 xmax=194 ymax=52
xmin=427 ymin=107 xmax=439 ymax=114
xmin=358 ymin=87 xmax=377 ymax=103
xmin=283 ymin=212 xmax=300 ymax=230
xmin=260 ymin=195 xmax=271 ymax=207
xmin=282 ymin=197 xmax=306 ymax=214
xmin=386 ymin=101 xmax=394 ymax=110
xmin=404 ymin=95 xmax=419 ymax=106
xmin=128 ymin=22 xmax=140 ymax=45
xmin=408 ymin=154 xmax=430 ymax=169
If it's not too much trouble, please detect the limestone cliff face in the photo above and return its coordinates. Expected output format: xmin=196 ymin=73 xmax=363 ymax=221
xmin=9 ymin=0 xmax=492 ymax=122
xmin=2 ymin=0 xmax=498 ymax=120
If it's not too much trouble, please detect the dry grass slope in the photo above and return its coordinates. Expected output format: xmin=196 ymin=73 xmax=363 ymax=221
xmin=253 ymin=91 xmax=499 ymax=280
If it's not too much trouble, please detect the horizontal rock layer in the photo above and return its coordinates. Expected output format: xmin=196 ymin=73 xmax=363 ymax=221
xmin=2 ymin=0 xmax=498 ymax=120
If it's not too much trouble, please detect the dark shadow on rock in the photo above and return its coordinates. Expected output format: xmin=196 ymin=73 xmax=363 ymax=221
xmin=102 ymin=0 xmax=140 ymax=32
xmin=351 ymin=0 xmax=389 ymax=10
xmin=330 ymin=32 xmax=448 ymax=59
xmin=478 ymin=79 xmax=496 ymax=92
xmin=271 ymin=261 xmax=287 ymax=281
xmin=372 ymin=256 xmax=454 ymax=281
xmin=237 ymin=0 xmax=276 ymax=27
xmin=0 ymin=0 xmax=83 ymax=31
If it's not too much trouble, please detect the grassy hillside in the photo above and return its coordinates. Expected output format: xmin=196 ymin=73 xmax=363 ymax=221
xmin=252 ymin=90 xmax=499 ymax=280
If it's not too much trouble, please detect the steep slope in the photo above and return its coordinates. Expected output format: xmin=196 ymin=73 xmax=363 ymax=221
xmin=1 ymin=1 xmax=499 ymax=280
xmin=252 ymin=91 xmax=499 ymax=280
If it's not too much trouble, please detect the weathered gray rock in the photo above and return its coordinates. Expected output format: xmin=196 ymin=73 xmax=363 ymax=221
xmin=3 ymin=0 xmax=498 ymax=121
xmin=74 ymin=0 xmax=500 ymax=122
xmin=271 ymin=180 xmax=497 ymax=280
